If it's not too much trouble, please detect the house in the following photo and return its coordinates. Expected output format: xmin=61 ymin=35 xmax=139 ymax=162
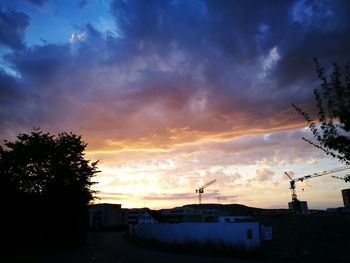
xmin=160 ymin=206 xmax=202 ymax=223
xmin=127 ymin=208 xmax=149 ymax=225
xmin=88 ymin=203 xmax=127 ymax=229
xmin=138 ymin=210 xmax=167 ymax=224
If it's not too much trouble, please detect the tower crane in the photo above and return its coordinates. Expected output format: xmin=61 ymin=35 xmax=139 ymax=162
xmin=284 ymin=166 xmax=350 ymax=202
xmin=195 ymin=179 xmax=216 ymax=204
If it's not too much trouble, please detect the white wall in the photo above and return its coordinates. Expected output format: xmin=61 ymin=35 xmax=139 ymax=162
xmin=130 ymin=222 xmax=260 ymax=248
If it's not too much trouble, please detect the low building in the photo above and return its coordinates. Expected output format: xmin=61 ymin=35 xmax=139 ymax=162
xmin=218 ymin=216 xmax=253 ymax=223
xmin=138 ymin=210 xmax=167 ymax=224
xmin=88 ymin=203 xmax=127 ymax=229
xmin=288 ymin=200 xmax=308 ymax=214
xmin=161 ymin=206 xmax=202 ymax=222
xmin=127 ymin=208 xmax=149 ymax=225
xmin=160 ymin=205 xmax=222 ymax=222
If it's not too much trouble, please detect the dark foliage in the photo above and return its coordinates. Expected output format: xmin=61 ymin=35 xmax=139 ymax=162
xmin=0 ymin=129 xmax=99 ymax=249
xmin=292 ymin=58 xmax=350 ymax=182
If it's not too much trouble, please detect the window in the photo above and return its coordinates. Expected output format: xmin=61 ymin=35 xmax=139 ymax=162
xmin=247 ymin=229 xmax=253 ymax=239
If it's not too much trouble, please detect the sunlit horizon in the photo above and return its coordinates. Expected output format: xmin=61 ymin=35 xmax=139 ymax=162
xmin=87 ymin=124 xmax=349 ymax=210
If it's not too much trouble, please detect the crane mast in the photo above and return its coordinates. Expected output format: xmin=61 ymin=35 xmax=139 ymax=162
xmin=195 ymin=179 xmax=216 ymax=204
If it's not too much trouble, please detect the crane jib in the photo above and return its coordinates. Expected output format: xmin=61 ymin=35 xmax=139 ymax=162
xmin=285 ymin=166 xmax=350 ymax=205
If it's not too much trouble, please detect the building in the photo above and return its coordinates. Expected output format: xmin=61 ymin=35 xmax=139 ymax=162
xmin=160 ymin=204 xmax=261 ymax=223
xmin=138 ymin=210 xmax=167 ymax=224
xmin=288 ymin=200 xmax=308 ymax=214
xmin=218 ymin=216 xmax=253 ymax=223
xmin=88 ymin=203 xmax=127 ymax=229
xmin=342 ymin=188 xmax=350 ymax=208
xmin=127 ymin=208 xmax=149 ymax=225
xmin=160 ymin=206 xmax=202 ymax=222
xmin=160 ymin=205 xmax=223 ymax=222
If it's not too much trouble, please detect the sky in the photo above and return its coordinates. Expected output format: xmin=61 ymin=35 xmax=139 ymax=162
xmin=1 ymin=0 xmax=350 ymax=210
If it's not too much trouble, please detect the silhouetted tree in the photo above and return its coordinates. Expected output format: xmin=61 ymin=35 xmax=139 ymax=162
xmin=292 ymin=58 xmax=350 ymax=182
xmin=0 ymin=129 xmax=99 ymax=248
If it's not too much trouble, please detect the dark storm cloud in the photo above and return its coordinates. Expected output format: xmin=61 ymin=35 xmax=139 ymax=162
xmin=0 ymin=70 xmax=27 ymax=135
xmin=0 ymin=43 xmax=74 ymax=132
xmin=110 ymin=0 xmax=288 ymax=60
xmin=274 ymin=0 xmax=350 ymax=88
xmin=204 ymin=0 xmax=292 ymax=60
xmin=0 ymin=8 xmax=30 ymax=50
xmin=1 ymin=0 xmax=350 ymax=146
xmin=110 ymin=0 xmax=350 ymax=107
xmin=0 ymin=69 xmax=19 ymax=100
xmin=0 ymin=71 xmax=23 ymax=131
xmin=8 ymin=44 xmax=71 ymax=85
xmin=109 ymin=0 xmax=288 ymax=121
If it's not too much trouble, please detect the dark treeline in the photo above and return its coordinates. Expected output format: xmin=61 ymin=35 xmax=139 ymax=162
xmin=0 ymin=129 xmax=99 ymax=249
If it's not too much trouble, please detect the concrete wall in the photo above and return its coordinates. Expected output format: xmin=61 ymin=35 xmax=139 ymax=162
xmin=130 ymin=222 xmax=260 ymax=248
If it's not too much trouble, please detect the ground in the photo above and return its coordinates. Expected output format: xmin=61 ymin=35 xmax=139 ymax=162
xmin=3 ymin=232 xmax=260 ymax=263
xmin=3 ymin=213 xmax=349 ymax=262
xmin=259 ymin=213 xmax=350 ymax=262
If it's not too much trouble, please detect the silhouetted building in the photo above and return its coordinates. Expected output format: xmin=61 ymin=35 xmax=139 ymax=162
xmin=139 ymin=210 xmax=168 ymax=224
xmin=218 ymin=216 xmax=253 ymax=223
xmin=161 ymin=206 xmax=203 ymax=222
xmin=127 ymin=208 xmax=149 ymax=225
xmin=159 ymin=204 xmax=263 ymax=222
xmin=161 ymin=205 xmax=246 ymax=222
xmin=288 ymin=200 xmax=308 ymax=214
xmin=342 ymin=188 xmax=350 ymax=208
xmin=88 ymin=203 xmax=127 ymax=229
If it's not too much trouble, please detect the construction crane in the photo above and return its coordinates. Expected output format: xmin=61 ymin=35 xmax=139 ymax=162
xmin=195 ymin=179 xmax=216 ymax=204
xmin=284 ymin=166 xmax=350 ymax=202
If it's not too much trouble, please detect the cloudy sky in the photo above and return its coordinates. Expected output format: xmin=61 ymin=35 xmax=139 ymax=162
xmin=1 ymin=0 xmax=350 ymax=209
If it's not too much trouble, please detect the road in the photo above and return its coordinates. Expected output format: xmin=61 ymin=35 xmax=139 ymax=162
xmin=62 ymin=232 xmax=262 ymax=263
